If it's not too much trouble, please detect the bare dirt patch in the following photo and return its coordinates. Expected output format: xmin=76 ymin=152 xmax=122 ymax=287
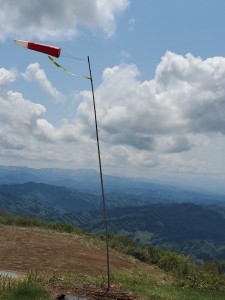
xmin=53 ymin=285 xmax=137 ymax=300
xmin=0 ymin=225 xmax=133 ymax=276
xmin=0 ymin=225 xmax=140 ymax=299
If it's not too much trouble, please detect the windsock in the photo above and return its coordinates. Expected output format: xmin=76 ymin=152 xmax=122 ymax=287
xmin=14 ymin=40 xmax=61 ymax=58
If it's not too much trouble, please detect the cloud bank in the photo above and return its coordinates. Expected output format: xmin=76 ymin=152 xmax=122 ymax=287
xmin=77 ymin=51 xmax=225 ymax=155
xmin=0 ymin=0 xmax=129 ymax=40
xmin=1 ymin=52 xmax=225 ymax=173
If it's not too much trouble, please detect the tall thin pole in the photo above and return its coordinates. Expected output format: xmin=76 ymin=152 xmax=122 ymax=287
xmin=87 ymin=56 xmax=110 ymax=291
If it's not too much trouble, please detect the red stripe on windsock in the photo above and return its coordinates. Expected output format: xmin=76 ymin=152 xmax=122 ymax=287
xmin=27 ymin=42 xmax=61 ymax=58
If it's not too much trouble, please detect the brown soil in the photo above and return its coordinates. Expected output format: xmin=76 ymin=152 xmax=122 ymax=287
xmin=0 ymin=225 xmax=140 ymax=299
xmin=53 ymin=285 xmax=136 ymax=300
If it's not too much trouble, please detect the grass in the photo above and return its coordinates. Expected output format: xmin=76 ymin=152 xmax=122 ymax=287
xmin=112 ymin=268 xmax=225 ymax=300
xmin=3 ymin=271 xmax=223 ymax=300
xmin=108 ymin=234 xmax=225 ymax=291
xmin=1 ymin=214 xmax=225 ymax=299
xmin=37 ymin=266 xmax=225 ymax=300
xmin=0 ymin=213 xmax=83 ymax=234
xmin=0 ymin=271 xmax=50 ymax=300
xmin=1 ymin=262 xmax=225 ymax=300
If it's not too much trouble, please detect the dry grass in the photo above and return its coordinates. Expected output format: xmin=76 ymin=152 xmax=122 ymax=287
xmin=0 ymin=224 xmax=166 ymax=299
xmin=0 ymin=224 xmax=133 ymax=277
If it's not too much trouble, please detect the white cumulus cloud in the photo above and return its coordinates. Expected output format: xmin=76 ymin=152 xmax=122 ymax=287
xmin=1 ymin=51 xmax=225 ymax=177
xmin=0 ymin=68 xmax=16 ymax=87
xmin=75 ymin=51 xmax=225 ymax=156
xmin=0 ymin=67 xmax=80 ymax=154
xmin=0 ymin=0 xmax=129 ymax=41
xmin=23 ymin=63 xmax=65 ymax=103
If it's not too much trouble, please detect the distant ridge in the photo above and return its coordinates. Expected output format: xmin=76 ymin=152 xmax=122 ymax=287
xmin=0 ymin=165 xmax=224 ymax=204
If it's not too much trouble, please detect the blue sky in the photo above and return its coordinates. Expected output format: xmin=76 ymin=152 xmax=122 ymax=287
xmin=0 ymin=0 xmax=225 ymax=193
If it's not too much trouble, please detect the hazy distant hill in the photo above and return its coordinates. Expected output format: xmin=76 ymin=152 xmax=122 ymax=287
xmin=0 ymin=165 xmax=224 ymax=205
xmin=0 ymin=182 xmax=150 ymax=217
xmin=0 ymin=182 xmax=98 ymax=217
xmin=1 ymin=165 xmax=225 ymax=261
xmin=1 ymin=181 xmax=225 ymax=260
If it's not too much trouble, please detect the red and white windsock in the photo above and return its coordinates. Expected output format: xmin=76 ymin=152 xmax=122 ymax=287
xmin=14 ymin=40 xmax=61 ymax=58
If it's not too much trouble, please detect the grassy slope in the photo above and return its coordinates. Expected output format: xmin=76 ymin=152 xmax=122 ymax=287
xmin=0 ymin=214 xmax=225 ymax=300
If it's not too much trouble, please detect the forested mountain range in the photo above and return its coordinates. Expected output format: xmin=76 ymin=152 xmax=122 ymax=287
xmin=0 ymin=181 xmax=151 ymax=217
xmin=1 ymin=165 xmax=225 ymax=261
xmin=0 ymin=165 xmax=224 ymax=205
xmin=48 ymin=203 xmax=225 ymax=261
xmin=0 ymin=182 xmax=98 ymax=217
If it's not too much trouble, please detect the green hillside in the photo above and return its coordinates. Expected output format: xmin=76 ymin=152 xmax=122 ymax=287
xmin=1 ymin=213 xmax=225 ymax=299
xmin=0 ymin=182 xmax=148 ymax=218
xmin=0 ymin=182 xmax=98 ymax=217
xmin=1 ymin=182 xmax=225 ymax=261
xmin=53 ymin=203 xmax=225 ymax=260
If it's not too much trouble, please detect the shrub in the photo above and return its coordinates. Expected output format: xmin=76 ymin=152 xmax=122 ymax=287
xmin=0 ymin=213 xmax=82 ymax=234
xmin=108 ymin=234 xmax=225 ymax=291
